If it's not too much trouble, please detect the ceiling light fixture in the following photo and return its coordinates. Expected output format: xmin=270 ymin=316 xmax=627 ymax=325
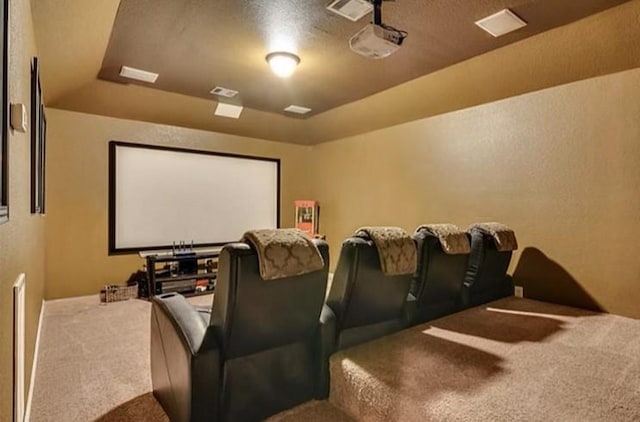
xmin=265 ymin=52 xmax=300 ymax=78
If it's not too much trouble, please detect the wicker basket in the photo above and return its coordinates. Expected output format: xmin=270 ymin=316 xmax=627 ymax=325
xmin=100 ymin=284 xmax=139 ymax=303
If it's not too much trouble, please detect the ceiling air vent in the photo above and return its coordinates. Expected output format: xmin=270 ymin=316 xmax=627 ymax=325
xmin=475 ymin=9 xmax=527 ymax=37
xmin=210 ymin=86 xmax=239 ymax=98
xmin=327 ymin=0 xmax=372 ymax=22
xmin=214 ymin=102 xmax=243 ymax=119
xmin=284 ymin=105 xmax=312 ymax=115
xmin=119 ymin=66 xmax=159 ymax=83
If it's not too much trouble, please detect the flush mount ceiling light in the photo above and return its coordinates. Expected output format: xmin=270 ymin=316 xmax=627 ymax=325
xmin=265 ymin=52 xmax=300 ymax=78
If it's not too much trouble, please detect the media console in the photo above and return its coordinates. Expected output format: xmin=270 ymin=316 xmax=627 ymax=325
xmin=143 ymin=249 xmax=221 ymax=297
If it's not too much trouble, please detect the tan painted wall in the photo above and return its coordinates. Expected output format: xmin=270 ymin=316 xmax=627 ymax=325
xmin=305 ymin=0 xmax=640 ymax=144
xmin=46 ymin=69 xmax=640 ymax=319
xmin=0 ymin=0 xmax=44 ymax=419
xmin=34 ymin=0 xmax=640 ymax=144
xmin=44 ymin=109 xmax=311 ymax=299
xmin=309 ymin=68 xmax=640 ymax=318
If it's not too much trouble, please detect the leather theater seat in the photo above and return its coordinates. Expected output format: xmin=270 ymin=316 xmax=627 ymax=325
xmin=409 ymin=224 xmax=471 ymax=324
xmin=150 ymin=233 xmax=333 ymax=422
xmin=326 ymin=227 xmax=416 ymax=350
xmin=463 ymin=222 xmax=518 ymax=307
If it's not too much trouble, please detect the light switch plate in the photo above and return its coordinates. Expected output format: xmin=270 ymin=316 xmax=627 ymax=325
xmin=10 ymin=103 xmax=28 ymax=133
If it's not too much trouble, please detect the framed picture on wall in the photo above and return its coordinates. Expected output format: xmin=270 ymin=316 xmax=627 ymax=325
xmin=31 ymin=57 xmax=46 ymax=214
xmin=0 ymin=0 xmax=9 ymax=223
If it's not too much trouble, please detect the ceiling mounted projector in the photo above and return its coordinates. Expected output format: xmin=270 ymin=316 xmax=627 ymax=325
xmin=349 ymin=24 xmax=403 ymax=59
xmin=349 ymin=0 xmax=407 ymax=59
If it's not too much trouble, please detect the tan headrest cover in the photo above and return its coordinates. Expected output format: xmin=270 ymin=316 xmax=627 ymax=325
xmin=242 ymin=229 xmax=324 ymax=280
xmin=355 ymin=226 xmax=417 ymax=275
xmin=415 ymin=224 xmax=470 ymax=255
xmin=469 ymin=222 xmax=518 ymax=252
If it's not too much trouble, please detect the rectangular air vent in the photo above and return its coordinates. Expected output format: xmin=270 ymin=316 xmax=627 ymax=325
xmin=214 ymin=102 xmax=243 ymax=119
xmin=475 ymin=9 xmax=527 ymax=37
xmin=119 ymin=66 xmax=159 ymax=83
xmin=327 ymin=0 xmax=372 ymax=22
xmin=210 ymin=86 xmax=239 ymax=98
xmin=284 ymin=105 xmax=312 ymax=115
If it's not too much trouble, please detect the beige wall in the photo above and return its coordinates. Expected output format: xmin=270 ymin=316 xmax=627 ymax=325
xmin=6 ymin=2 xmax=633 ymax=419
xmin=46 ymin=69 xmax=640 ymax=320
xmin=310 ymin=68 xmax=640 ymax=319
xmin=33 ymin=0 xmax=640 ymax=145
xmin=304 ymin=0 xmax=640 ymax=144
xmin=0 ymin=0 xmax=44 ymax=419
xmin=44 ymin=109 xmax=311 ymax=299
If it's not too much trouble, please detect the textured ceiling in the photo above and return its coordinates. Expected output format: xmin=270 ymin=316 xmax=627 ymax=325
xmin=98 ymin=0 xmax=629 ymax=118
xmin=31 ymin=0 xmax=640 ymax=144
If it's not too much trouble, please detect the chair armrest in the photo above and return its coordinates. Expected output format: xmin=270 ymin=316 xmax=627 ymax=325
xmin=151 ymin=293 xmax=221 ymax=422
xmin=316 ymin=304 xmax=337 ymax=398
xmin=152 ymin=293 xmax=208 ymax=354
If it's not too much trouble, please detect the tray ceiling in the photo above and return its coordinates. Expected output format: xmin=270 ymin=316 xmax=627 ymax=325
xmin=98 ymin=0 xmax=629 ymax=118
xmin=32 ymin=0 xmax=639 ymax=144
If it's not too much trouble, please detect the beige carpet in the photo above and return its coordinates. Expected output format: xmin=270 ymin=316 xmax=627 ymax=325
xmin=266 ymin=400 xmax=354 ymax=422
xmin=29 ymin=294 xmax=640 ymax=421
xmin=28 ymin=294 xmax=213 ymax=422
xmin=329 ymin=297 xmax=640 ymax=421
xmin=94 ymin=393 xmax=168 ymax=422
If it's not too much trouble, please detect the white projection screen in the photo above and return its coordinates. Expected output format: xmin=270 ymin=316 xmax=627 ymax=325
xmin=109 ymin=141 xmax=280 ymax=254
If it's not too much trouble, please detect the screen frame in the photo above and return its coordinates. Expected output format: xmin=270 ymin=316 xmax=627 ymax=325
xmin=108 ymin=140 xmax=281 ymax=255
xmin=31 ymin=57 xmax=46 ymax=214
xmin=0 ymin=0 xmax=9 ymax=224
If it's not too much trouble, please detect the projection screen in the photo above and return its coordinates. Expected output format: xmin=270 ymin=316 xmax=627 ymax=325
xmin=108 ymin=141 xmax=280 ymax=254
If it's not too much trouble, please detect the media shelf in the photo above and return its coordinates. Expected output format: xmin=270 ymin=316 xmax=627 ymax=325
xmin=144 ymin=250 xmax=221 ymax=298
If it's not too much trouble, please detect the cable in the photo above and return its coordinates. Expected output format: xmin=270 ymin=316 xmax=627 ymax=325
xmin=380 ymin=23 xmax=408 ymax=45
xmin=370 ymin=0 xmax=408 ymax=45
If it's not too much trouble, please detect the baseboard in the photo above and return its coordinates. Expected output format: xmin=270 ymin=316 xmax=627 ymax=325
xmin=45 ymin=293 xmax=100 ymax=303
xmin=24 ymin=299 xmax=45 ymax=422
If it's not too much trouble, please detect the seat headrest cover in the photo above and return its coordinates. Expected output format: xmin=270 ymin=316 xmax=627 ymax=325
xmin=354 ymin=226 xmax=417 ymax=275
xmin=468 ymin=222 xmax=518 ymax=251
xmin=242 ymin=229 xmax=325 ymax=280
xmin=415 ymin=224 xmax=471 ymax=255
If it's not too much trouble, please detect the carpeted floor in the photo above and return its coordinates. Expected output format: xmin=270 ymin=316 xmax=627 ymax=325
xmin=266 ymin=400 xmax=354 ymax=422
xmin=28 ymin=294 xmax=213 ymax=422
xmin=28 ymin=295 xmax=640 ymax=421
xmin=329 ymin=297 xmax=640 ymax=421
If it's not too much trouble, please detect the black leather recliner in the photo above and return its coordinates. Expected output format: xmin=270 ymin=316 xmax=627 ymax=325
xmin=409 ymin=225 xmax=470 ymax=324
xmin=150 ymin=239 xmax=334 ymax=422
xmin=327 ymin=235 xmax=414 ymax=350
xmin=463 ymin=223 xmax=517 ymax=307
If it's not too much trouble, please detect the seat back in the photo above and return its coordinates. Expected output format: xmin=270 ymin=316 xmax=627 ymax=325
xmin=411 ymin=225 xmax=470 ymax=323
xmin=210 ymin=238 xmax=329 ymax=421
xmin=327 ymin=232 xmax=415 ymax=350
xmin=464 ymin=223 xmax=517 ymax=307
